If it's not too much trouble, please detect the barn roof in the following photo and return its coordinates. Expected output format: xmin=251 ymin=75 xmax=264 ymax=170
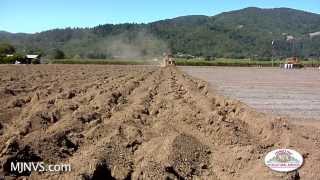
xmin=26 ymin=55 xmax=39 ymax=59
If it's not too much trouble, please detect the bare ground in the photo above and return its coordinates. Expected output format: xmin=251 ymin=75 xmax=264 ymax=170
xmin=0 ymin=65 xmax=319 ymax=180
xmin=180 ymin=66 xmax=320 ymax=120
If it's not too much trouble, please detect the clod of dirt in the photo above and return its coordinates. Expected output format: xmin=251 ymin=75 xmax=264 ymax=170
xmin=102 ymin=140 xmax=134 ymax=179
xmin=68 ymin=103 xmax=79 ymax=111
xmin=3 ymin=88 xmax=15 ymax=96
xmin=0 ymin=137 xmax=20 ymax=156
xmin=0 ymin=123 xmax=3 ymax=135
xmin=120 ymin=126 xmax=143 ymax=152
xmin=80 ymin=161 xmax=115 ymax=180
xmin=111 ymin=92 xmax=122 ymax=103
xmin=73 ymin=110 xmax=101 ymax=124
xmin=47 ymin=98 xmax=55 ymax=105
xmin=286 ymin=171 xmax=300 ymax=180
xmin=57 ymin=89 xmax=77 ymax=99
xmin=168 ymin=134 xmax=211 ymax=178
xmin=7 ymin=97 xmax=31 ymax=108
xmin=57 ymin=135 xmax=79 ymax=155
xmin=37 ymin=110 xmax=61 ymax=124
xmin=133 ymin=133 xmax=212 ymax=179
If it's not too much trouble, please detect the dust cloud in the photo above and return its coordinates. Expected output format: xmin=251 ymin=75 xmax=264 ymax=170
xmin=96 ymin=30 xmax=169 ymax=60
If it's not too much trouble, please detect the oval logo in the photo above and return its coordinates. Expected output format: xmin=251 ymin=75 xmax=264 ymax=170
xmin=264 ymin=149 xmax=303 ymax=172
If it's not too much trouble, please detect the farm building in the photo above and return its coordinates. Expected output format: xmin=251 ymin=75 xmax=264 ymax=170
xmin=26 ymin=54 xmax=41 ymax=64
xmin=14 ymin=54 xmax=41 ymax=64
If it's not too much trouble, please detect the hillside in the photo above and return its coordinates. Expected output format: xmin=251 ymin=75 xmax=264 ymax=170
xmin=1 ymin=7 xmax=320 ymax=59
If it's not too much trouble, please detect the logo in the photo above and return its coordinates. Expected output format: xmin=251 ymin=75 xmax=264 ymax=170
xmin=264 ymin=149 xmax=303 ymax=172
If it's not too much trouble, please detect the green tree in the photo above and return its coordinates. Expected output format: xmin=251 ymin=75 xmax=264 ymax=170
xmin=0 ymin=43 xmax=15 ymax=55
xmin=0 ymin=54 xmax=25 ymax=64
xmin=52 ymin=49 xmax=65 ymax=59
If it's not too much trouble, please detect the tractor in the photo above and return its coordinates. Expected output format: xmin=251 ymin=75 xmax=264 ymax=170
xmin=161 ymin=53 xmax=175 ymax=67
xmin=282 ymin=57 xmax=303 ymax=69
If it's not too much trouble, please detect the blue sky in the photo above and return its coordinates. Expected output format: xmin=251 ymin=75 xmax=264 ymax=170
xmin=0 ymin=0 xmax=319 ymax=33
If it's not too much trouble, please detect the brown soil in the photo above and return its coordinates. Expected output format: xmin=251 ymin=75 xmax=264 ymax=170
xmin=180 ymin=66 xmax=320 ymax=120
xmin=0 ymin=64 xmax=319 ymax=180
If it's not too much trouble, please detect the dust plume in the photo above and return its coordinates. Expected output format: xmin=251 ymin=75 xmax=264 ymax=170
xmin=96 ymin=30 xmax=169 ymax=60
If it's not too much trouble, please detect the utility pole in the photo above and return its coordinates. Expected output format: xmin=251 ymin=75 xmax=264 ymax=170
xmin=272 ymin=40 xmax=275 ymax=67
xmin=318 ymin=53 xmax=320 ymax=68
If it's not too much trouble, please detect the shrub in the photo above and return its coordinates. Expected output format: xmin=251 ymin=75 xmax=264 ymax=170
xmin=52 ymin=49 xmax=65 ymax=59
xmin=31 ymin=58 xmax=40 ymax=64
xmin=0 ymin=54 xmax=26 ymax=64
xmin=204 ymin=56 xmax=215 ymax=61
xmin=0 ymin=56 xmax=15 ymax=64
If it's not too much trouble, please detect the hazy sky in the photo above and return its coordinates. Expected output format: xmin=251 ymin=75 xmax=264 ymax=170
xmin=0 ymin=0 xmax=319 ymax=33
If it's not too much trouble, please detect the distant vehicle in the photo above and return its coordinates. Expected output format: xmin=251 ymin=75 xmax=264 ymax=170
xmin=161 ymin=53 xmax=176 ymax=67
xmin=282 ymin=57 xmax=303 ymax=69
xmin=15 ymin=60 xmax=21 ymax=64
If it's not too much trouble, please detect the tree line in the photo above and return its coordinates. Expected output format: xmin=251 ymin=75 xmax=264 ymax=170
xmin=1 ymin=7 xmax=320 ymax=60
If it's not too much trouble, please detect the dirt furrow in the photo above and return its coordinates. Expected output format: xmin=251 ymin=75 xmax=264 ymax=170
xmin=0 ymin=65 xmax=320 ymax=180
xmin=0 ymin=66 xmax=156 ymax=178
xmin=46 ymin=68 xmax=165 ymax=179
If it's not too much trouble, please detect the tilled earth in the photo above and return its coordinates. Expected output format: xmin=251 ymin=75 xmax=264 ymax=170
xmin=0 ymin=65 xmax=319 ymax=180
xmin=180 ymin=66 xmax=320 ymax=120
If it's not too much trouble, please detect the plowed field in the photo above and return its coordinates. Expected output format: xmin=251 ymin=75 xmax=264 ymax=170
xmin=0 ymin=65 xmax=319 ymax=179
xmin=180 ymin=67 xmax=320 ymax=120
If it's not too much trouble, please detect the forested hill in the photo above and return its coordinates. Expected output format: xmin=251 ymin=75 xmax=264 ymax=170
xmin=1 ymin=7 xmax=320 ymax=59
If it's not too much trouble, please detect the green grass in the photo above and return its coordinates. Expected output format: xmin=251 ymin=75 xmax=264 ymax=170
xmin=49 ymin=58 xmax=320 ymax=67
xmin=175 ymin=58 xmax=320 ymax=67
xmin=175 ymin=58 xmax=279 ymax=66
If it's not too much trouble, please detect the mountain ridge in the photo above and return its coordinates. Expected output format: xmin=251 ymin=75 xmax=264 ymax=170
xmin=1 ymin=7 xmax=320 ymax=58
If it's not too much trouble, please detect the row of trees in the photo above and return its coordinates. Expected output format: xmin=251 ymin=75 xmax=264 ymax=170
xmin=2 ymin=7 xmax=320 ymax=60
xmin=0 ymin=43 xmax=68 ymax=64
xmin=0 ymin=43 xmax=15 ymax=54
xmin=0 ymin=43 xmax=21 ymax=64
xmin=0 ymin=43 xmax=114 ymax=61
